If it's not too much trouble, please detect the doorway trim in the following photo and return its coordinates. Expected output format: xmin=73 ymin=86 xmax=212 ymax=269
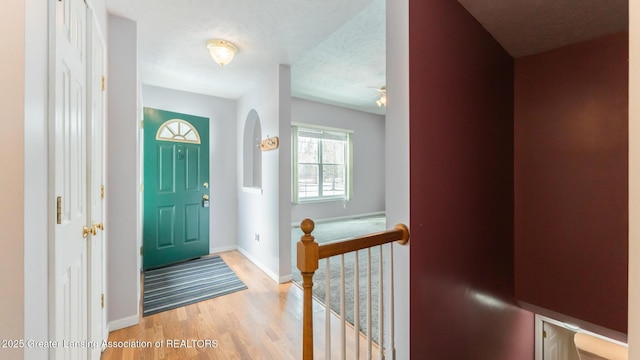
xmin=534 ymin=314 xmax=628 ymax=360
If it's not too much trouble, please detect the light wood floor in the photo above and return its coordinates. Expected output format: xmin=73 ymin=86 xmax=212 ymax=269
xmin=101 ymin=250 xmax=379 ymax=360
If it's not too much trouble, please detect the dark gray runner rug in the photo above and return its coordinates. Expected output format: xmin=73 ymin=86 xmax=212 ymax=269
xmin=143 ymin=255 xmax=247 ymax=316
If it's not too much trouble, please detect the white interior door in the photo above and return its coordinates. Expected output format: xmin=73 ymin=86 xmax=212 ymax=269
xmin=543 ymin=322 xmax=580 ymax=360
xmin=53 ymin=0 xmax=88 ymax=358
xmin=87 ymin=8 xmax=107 ymax=359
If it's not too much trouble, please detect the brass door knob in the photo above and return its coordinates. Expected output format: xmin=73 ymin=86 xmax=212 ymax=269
xmin=94 ymin=222 xmax=105 ymax=231
xmin=82 ymin=226 xmax=92 ymax=238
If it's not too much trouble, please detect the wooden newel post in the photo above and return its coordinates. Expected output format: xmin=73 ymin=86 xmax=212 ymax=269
xmin=297 ymin=218 xmax=319 ymax=360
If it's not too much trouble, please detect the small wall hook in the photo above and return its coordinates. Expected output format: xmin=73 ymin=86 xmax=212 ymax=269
xmin=260 ymin=135 xmax=279 ymax=151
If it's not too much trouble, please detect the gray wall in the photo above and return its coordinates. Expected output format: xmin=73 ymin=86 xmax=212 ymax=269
xmin=141 ymin=85 xmax=239 ymax=253
xmin=107 ymin=15 xmax=141 ymax=329
xmin=290 ymin=97 xmax=386 ymax=224
xmin=278 ymin=66 xmax=293 ymax=278
xmin=386 ymin=0 xmax=410 ymax=357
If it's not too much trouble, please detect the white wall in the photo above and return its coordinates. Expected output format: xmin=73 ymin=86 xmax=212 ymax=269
xmin=87 ymin=0 xmax=107 ymax=37
xmin=107 ymin=15 xmax=140 ymax=329
xmin=142 ymin=85 xmax=239 ymax=253
xmin=629 ymin=0 xmax=639 ymax=357
xmin=386 ymin=0 xmax=410 ymax=358
xmin=237 ymin=65 xmax=292 ymax=283
xmin=23 ymin=0 xmax=49 ymax=358
xmin=0 ymin=2 xmax=25 ymax=360
xmin=290 ymin=98 xmax=386 ymax=224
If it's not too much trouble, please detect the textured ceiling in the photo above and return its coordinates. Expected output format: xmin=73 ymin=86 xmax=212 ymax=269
xmin=105 ymin=0 xmax=386 ymax=114
xmin=105 ymin=0 xmax=628 ymax=116
xmin=457 ymin=0 xmax=628 ymax=58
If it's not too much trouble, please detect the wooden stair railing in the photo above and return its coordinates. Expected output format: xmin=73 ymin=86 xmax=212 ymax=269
xmin=296 ymin=218 xmax=410 ymax=360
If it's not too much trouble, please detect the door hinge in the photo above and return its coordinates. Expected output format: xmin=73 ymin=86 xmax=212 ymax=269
xmin=100 ymin=185 xmax=105 ymax=200
xmin=101 ymin=293 xmax=105 ymax=309
xmin=101 ymin=76 xmax=106 ymax=91
xmin=140 ymin=120 xmax=144 ymax=129
xmin=56 ymin=196 xmax=62 ymax=224
xmin=140 ymin=183 xmax=144 ymax=192
xmin=542 ymin=330 xmax=547 ymax=339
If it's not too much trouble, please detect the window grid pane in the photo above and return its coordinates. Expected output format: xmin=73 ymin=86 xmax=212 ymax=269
xmin=156 ymin=119 xmax=201 ymax=144
xmin=298 ymin=164 xmax=319 ymax=198
xmin=322 ymin=164 xmax=345 ymax=196
xmin=322 ymin=139 xmax=345 ymax=164
xmin=299 ymin=137 xmax=319 ymax=163
xmin=296 ymin=127 xmax=349 ymax=201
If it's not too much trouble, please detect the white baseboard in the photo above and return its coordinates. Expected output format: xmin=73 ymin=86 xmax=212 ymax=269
xmin=210 ymin=244 xmax=237 ymax=254
xmin=108 ymin=315 xmax=139 ymax=332
xmin=291 ymin=211 xmax=386 ymax=227
xmin=236 ymin=247 xmax=291 ymax=284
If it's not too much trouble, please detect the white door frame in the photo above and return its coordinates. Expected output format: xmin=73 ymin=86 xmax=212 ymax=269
xmin=86 ymin=6 xmax=108 ymax=357
xmin=535 ymin=314 xmax=628 ymax=360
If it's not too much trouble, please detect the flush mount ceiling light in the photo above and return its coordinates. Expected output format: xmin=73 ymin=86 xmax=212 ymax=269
xmin=207 ymin=39 xmax=237 ymax=67
xmin=376 ymin=86 xmax=387 ymax=108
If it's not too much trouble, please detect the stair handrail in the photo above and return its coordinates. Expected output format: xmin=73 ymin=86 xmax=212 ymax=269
xmin=296 ymin=218 xmax=410 ymax=360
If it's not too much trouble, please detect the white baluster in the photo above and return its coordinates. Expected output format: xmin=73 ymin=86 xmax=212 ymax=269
xmin=367 ymin=248 xmax=372 ymax=360
xmin=341 ymin=254 xmax=346 ymax=360
xmin=378 ymin=245 xmax=384 ymax=360
xmin=390 ymin=243 xmax=396 ymax=360
xmin=355 ymin=250 xmax=360 ymax=360
xmin=326 ymin=258 xmax=331 ymax=360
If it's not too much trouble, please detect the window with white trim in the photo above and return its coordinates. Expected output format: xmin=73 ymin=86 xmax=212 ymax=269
xmin=292 ymin=125 xmax=352 ymax=203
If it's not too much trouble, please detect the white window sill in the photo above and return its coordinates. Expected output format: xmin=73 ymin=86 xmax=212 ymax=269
xmin=242 ymin=186 xmax=263 ymax=195
xmin=293 ymin=197 xmax=348 ymax=205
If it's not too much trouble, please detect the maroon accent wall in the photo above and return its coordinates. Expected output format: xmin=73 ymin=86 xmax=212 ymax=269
xmin=514 ymin=33 xmax=629 ymax=335
xmin=409 ymin=1 xmax=534 ymax=358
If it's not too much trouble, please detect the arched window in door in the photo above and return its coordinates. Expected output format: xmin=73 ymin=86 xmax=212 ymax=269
xmin=156 ymin=119 xmax=201 ymax=144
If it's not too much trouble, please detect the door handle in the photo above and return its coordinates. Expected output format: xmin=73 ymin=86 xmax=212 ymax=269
xmin=82 ymin=225 xmax=96 ymax=238
xmin=93 ymin=222 xmax=105 ymax=231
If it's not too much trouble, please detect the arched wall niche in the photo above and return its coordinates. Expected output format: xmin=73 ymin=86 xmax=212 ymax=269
xmin=243 ymin=109 xmax=262 ymax=189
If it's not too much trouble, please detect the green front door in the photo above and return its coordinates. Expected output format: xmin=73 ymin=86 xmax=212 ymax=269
xmin=143 ymin=108 xmax=210 ymax=270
